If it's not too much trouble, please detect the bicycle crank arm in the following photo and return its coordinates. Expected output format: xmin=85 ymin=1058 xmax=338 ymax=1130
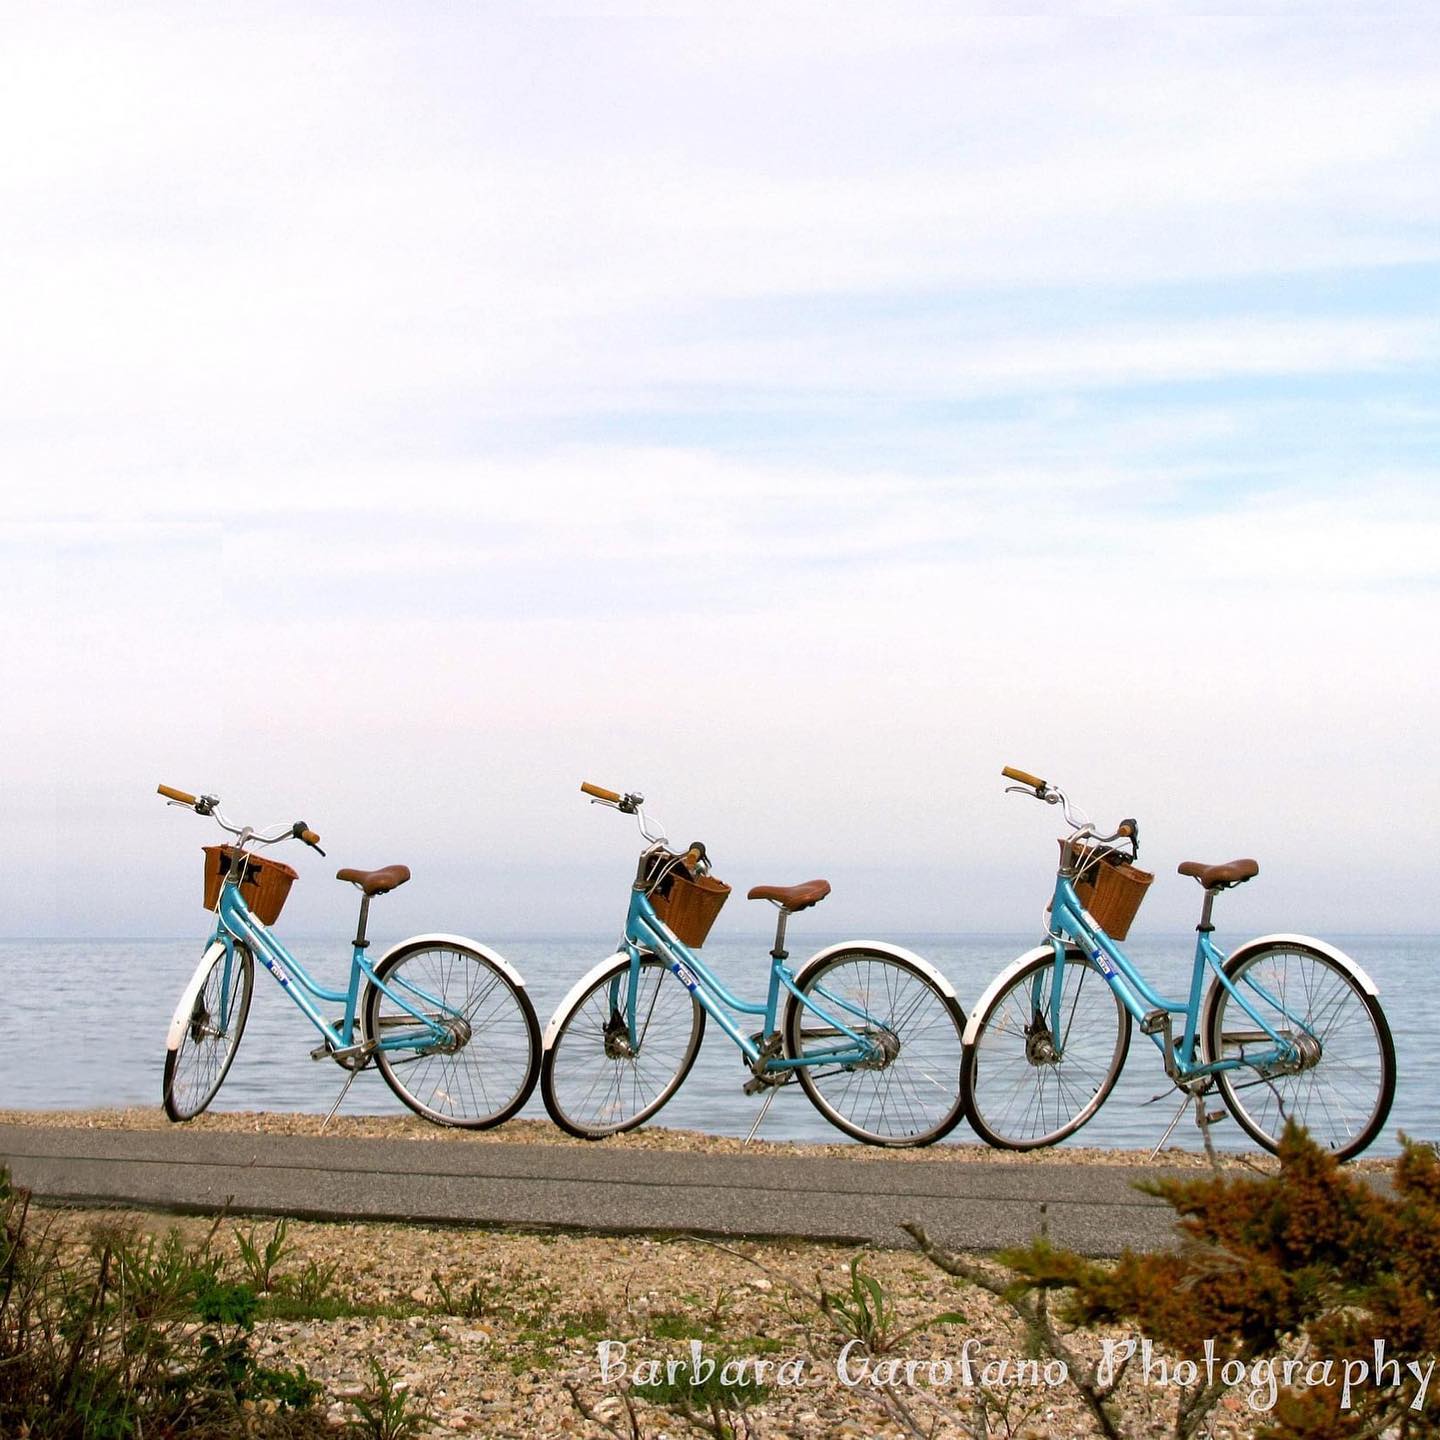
xmin=311 ymin=1039 xmax=375 ymax=1063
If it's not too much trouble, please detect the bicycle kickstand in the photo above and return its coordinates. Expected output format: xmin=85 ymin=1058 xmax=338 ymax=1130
xmin=1147 ymin=1083 xmax=1226 ymax=1166
xmin=744 ymin=1084 xmax=780 ymax=1146
xmin=1147 ymin=1089 xmax=1191 ymax=1160
xmin=321 ymin=1062 xmax=363 ymax=1133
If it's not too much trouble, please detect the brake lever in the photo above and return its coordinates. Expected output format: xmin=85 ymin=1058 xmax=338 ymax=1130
xmin=1004 ymin=784 xmax=1057 ymax=803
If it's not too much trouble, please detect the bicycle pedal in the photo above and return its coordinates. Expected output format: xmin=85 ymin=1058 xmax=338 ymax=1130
xmin=1203 ymin=1109 xmax=1227 ymax=1125
xmin=1140 ymin=1009 xmax=1169 ymax=1036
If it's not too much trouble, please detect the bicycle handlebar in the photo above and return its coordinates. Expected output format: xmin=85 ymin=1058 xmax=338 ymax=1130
xmin=1002 ymin=768 xmax=1138 ymax=855
xmin=1000 ymin=765 xmax=1047 ymax=793
xmin=581 ymin=781 xmax=622 ymax=803
xmin=159 ymin=784 xmax=323 ymax=853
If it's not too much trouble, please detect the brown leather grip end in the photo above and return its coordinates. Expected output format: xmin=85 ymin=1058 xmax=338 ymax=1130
xmin=1117 ymin=822 xmax=1135 ymax=838
xmin=683 ymin=846 xmax=704 ymax=869
xmin=581 ymin=782 xmax=623 ymax=803
xmin=1002 ymin=766 xmax=1046 ymax=791
xmin=301 ymin=829 xmax=321 ymax=847
xmin=158 ymin=784 xmax=198 ymax=806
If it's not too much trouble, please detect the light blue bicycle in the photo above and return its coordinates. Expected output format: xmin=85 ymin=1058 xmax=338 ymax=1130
xmin=539 ymin=783 xmax=968 ymax=1146
xmin=157 ymin=784 xmax=541 ymax=1128
xmin=960 ymin=767 xmax=1396 ymax=1160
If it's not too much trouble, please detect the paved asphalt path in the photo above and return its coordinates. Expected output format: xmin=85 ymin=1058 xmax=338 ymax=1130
xmin=0 ymin=1124 xmax=1220 ymax=1256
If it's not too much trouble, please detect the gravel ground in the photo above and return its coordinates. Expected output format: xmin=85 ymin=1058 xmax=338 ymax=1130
xmin=30 ymin=1202 xmax=1269 ymax=1440
xmin=2 ymin=1107 xmax=1333 ymax=1437
xmin=0 ymin=1105 xmax=1351 ymax=1171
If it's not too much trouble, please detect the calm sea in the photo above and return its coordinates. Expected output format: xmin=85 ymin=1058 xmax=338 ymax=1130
xmin=0 ymin=934 xmax=1430 ymax=1157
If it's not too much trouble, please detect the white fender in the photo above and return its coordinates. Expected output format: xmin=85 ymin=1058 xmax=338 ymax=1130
xmin=374 ymin=933 xmax=529 ymax=992
xmin=543 ymin=951 xmax=628 ymax=1051
xmin=166 ymin=940 xmax=229 ymax=1052
xmin=792 ymin=940 xmax=960 ymax=1002
xmin=962 ymin=943 xmax=1066 ymax=1047
xmin=1223 ymin=933 xmax=1379 ymax=997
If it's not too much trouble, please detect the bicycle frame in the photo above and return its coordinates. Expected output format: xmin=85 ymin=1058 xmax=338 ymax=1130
xmin=612 ymin=886 xmax=879 ymax=1072
xmin=1045 ymin=871 xmax=1304 ymax=1078
xmin=206 ymin=872 xmax=458 ymax=1056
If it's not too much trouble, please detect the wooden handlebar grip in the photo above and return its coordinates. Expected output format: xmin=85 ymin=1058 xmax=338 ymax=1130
xmin=580 ymin=782 xmax=623 ymax=803
xmin=158 ymin=784 xmax=198 ymax=806
xmin=1001 ymin=766 xmax=1046 ymax=790
xmin=683 ymin=846 xmax=704 ymax=869
xmin=301 ymin=829 xmax=321 ymax=846
xmin=1117 ymin=822 xmax=1135 ymax=838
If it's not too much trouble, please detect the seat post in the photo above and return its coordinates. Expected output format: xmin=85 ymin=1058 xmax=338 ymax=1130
xmin=1197 ymin=887 xmax=1218 ymax=934
xmin=353 ymin=893 xmax=372 ymax=951
xmin=771 ymin=907 xmax=790 ymax=961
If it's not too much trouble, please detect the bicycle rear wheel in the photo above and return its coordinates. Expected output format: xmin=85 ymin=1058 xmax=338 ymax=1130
xmin=783 ymin=948 xmax=967 ymax=1146
xmin=365 ymin=941 xmax=540 ymax=1129
xmin=541 ymin=953 xmax=705 ymax=1139
xmin=163 ymin=940 xmax=254 ymax=1121
xmin=1203 ymin=941 xmax=1395 ymax=1161
xmin=962 ymin=948 xmax=1130 ymax=1148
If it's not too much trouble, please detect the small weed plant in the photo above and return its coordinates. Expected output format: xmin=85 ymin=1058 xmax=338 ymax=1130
xmin=818 ymin=1254 xmax=963 ymax=1355
xmin=345 ymin=1357 xmax=433 ymax=1440
xmin=431 ymin=1268 xmax=490 ymax=1318
xmin=235 ymin=1215 xmax=293 ymax=1293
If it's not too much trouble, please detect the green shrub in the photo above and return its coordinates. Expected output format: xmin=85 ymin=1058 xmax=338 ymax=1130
xmin=0 ymin=1170 xmax=327 ymax=1439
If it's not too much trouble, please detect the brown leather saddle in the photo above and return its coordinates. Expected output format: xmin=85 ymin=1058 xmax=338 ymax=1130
xmin=746 ymin=879 xmax=831 ymax=911
xmin=335 ymin=865 xmax=411 ymax=896
xmin=1177 ymin=858 xmax=1258 ymax=890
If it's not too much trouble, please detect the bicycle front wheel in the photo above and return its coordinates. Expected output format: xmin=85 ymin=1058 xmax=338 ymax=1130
xmin=541 ymin=954 xmax=705 ymax=1139
xmin=163 ymin=940 xmax=254 ymax=1121
xmin=962 ymin=948 xmax=1130 ymax=1149
xmin=365 ymin=942 xmax=541 ymax=1129
xmin=783 ymin=948 xmax=967 ymax=1146
xmin=1203 ymin=941 xmax=1395 ymax=1161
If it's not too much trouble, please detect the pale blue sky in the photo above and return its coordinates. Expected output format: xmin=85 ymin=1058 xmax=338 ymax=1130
xmin=2 ymin=9 xmax=1437 ymax=944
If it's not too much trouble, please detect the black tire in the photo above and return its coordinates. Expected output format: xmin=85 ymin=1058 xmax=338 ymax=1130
xmin=541 ymin=953 xmax=705 ymax=1139
xmin=1202 ymin=941 xmax=1395 ymax=1161
xmin=783 ymin=947 xmax=967 ymax=1147
xmin=962 ymin=948 xmax=1131 ymax=1149
xmin=364 ymin=941 xmax=541 ymax=1129
xmin=163 ymin=940 xmax=254 ymax=1121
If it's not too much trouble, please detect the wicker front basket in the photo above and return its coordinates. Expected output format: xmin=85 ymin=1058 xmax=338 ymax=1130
xmin=651 ymin=870 xmax=731 ymax=949
xmin=1071 ymin=845 xmax=1153 ymax=942
xmin=202 ymin=846 xmax=298 ymax=926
